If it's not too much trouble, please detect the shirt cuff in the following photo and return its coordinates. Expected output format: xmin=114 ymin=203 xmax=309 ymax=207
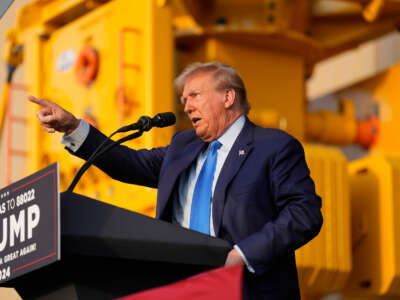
xmin=234 ymin=245 xmax=255 ymax=273
xmin=61 ymin=119 xmax=90 ymax=152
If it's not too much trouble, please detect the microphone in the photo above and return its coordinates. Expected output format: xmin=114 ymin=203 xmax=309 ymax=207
xmin=117 ymin=112 xmax=176 ymax=133
xmin=152 ymin=112 xmax=176 ymax=128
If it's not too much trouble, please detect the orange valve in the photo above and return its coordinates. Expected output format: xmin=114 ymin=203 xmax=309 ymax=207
xmin=354 ymin=116 xmax=379 ymax=149
xmin=75 ymin=47 xmax=99 ymax=85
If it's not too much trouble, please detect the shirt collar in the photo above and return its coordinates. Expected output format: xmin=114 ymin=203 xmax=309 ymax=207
xmin=217 ymin=115 xmax=245 ymax=150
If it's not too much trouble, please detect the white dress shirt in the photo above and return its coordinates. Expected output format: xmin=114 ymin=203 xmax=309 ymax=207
xmin=62 ymin=115 xmax=254 ymax=272
xmin=173 ymin=116 xmax=246 ymax=235
xmin=61 ymin=119 xmax=90 ymax=151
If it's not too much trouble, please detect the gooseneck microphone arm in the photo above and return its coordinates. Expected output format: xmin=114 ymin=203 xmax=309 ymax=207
xmin=67 ymin=130 xmax=143 ymax=192
xmin=66 ymin=112 xmax=176 ymax=193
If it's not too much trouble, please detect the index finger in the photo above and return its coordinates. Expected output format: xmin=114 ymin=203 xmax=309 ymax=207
xmin=28 ymin=95 xmax=53 ymax=108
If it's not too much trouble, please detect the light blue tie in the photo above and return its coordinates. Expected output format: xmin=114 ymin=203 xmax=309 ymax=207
xmin=190 ymin=140 xmax=222 ymax=234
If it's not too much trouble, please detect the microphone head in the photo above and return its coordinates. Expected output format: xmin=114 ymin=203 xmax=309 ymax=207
xmin=152 ymin=112 xmax=176 ymax=128
xmin=138 ymin=116 xmax=152 ymax=131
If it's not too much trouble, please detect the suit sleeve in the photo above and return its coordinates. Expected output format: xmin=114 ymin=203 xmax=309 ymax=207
xmin=236 ymin=138 xmax=323 ymax=274
xmin=69 ymin=125 xmax=167 ymax=188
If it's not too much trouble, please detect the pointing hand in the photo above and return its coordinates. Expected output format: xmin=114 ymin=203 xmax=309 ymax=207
xmin=28 ymin=95 xmax=80 ymax=134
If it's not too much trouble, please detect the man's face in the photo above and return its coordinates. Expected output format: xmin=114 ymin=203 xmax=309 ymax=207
xmin=181 ymin=72 xmax=232 ymax=142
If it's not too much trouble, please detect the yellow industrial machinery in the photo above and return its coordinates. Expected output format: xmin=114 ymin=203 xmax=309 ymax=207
xmin=347 ymin=153 xmax=400 ymax=296
xmin=4 ymin=0 xmax=174 ymax=216
xmin=3 ymin=0 xmax=400 ymax=298
xmin=301 ymin=144 xmax=352 ymax=294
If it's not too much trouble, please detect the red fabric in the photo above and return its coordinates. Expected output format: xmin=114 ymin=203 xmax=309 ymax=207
xmin=118 ymin=265 xmax=243 ymax=300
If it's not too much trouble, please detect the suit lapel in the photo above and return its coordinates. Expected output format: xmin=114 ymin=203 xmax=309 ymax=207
xmin=156 ymin=137 xmax=206 ymax=218
xmin=212 ymin=119 xmax=254 ymax=236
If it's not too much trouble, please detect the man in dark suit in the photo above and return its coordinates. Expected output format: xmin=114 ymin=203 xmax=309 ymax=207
xmin=29 ymin=62 xmax=323 ymax=299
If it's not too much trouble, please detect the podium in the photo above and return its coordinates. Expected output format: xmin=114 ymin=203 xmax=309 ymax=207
xmin=4 ymin=192 xmax=231 ymax=299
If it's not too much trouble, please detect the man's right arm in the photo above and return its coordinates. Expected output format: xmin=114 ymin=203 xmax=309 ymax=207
xmin=70 ymin=123 xmax=167 ymax=188
xmin=28 ymin=95 xmax=167 ymax=188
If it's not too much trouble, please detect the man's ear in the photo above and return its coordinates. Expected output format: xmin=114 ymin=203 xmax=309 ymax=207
xmin=224 ymin=89 xmax=236 ymax=109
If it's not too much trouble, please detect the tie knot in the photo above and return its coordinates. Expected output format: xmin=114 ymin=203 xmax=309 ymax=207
xmin=210 ymin=140 xmax=222 ymax=152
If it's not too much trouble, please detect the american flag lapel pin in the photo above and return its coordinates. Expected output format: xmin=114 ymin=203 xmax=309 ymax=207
xmin=239 ymin=149 xmax=245 ymax=156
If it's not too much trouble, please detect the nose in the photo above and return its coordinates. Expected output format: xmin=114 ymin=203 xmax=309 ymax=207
xmin=184 ymin=100 xmax=192 ymax=114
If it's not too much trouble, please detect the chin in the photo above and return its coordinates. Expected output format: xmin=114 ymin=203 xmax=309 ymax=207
xmin=195 ymin=127 xmax=212 ymax=141
xmin=195 ymin=131 xmax=209 ymax=142
xmin=201 ymin=136 xmax=213 ymax=142
xmin=195 ymin=127 xmax=203 ymax=136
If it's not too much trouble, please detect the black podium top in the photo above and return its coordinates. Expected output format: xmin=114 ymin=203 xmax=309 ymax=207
xmin=61 ymin=191 xmax=231 ymax=266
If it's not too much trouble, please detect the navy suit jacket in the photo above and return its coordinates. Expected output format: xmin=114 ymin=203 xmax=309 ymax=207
xmin=73 ymin=118 xmax=323 ymax=300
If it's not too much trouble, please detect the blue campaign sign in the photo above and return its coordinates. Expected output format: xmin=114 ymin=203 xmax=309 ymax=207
xmin=0 ymin=0 xmax=14 ymax=19
xmin=0 ymin=163 xmax=60 ymax=283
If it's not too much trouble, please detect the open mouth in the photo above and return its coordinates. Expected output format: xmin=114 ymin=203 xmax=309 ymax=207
xmin=192 ymin=118 xmax=201 ymax=125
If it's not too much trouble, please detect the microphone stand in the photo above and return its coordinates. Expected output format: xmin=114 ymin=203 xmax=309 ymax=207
xmin=67 ymin=130 xmax=144 ymax=193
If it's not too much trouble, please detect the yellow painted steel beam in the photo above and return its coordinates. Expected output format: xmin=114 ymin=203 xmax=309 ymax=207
xmin=175 ymin=0 xmax=316 ymax=34
xmin=174 ymin=0 xmax=400 ymax=67
xmin=309 ymin=17 xmax=400 ymax=61
xmin=176 ymin=30 xmax=323 ymax=69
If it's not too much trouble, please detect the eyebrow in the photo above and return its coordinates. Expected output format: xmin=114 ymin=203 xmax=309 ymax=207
xmin=181 ymin=89 xmax=201 ymax=104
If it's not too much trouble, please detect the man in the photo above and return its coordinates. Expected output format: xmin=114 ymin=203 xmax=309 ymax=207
xmin=29 ymin=62 xmax=323 ymax=299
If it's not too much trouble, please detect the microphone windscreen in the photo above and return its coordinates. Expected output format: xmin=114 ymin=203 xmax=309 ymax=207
xmin=152 ymin=112 xmax=176 ymax=128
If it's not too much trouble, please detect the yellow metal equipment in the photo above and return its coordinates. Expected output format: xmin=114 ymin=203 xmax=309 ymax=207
xmin=306 ymin=100 xmax=358 ymax=145
xmin=8 ymin=0 xmax=174 ymax=216
xmin=298 ymin=144 xmax=352 ymax=294
xmin=1 ymin=28 xmax=23 ymax=141
xmin=351 ymin=63 xmax=400 ymax=156
xmin=306 ymin=99 xmax=379 ymax=148
xmin=3 ymin=0 xmax=400 ymax=299
xmin=346 ymin=154 xmax=400 ymax=296
xmin=0 ymin=83 xmax=10 ymax=135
